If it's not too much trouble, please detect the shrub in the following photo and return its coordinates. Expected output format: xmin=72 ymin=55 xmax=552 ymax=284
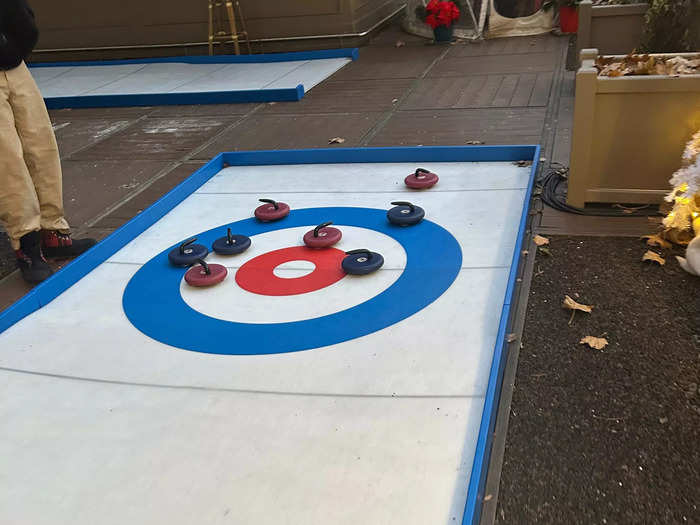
xmin=640 ymin=0 xmax=699 ymax=53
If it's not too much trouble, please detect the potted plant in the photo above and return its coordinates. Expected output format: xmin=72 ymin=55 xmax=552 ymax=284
xmin=640 ymin=0 xmax=699 ymax=52
xmin=543 ymin=0 xmax=581 ymax=34
xmin=415 ymin=0 xmax=461 ymax=43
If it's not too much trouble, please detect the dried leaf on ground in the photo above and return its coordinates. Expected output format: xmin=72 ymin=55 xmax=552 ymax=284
xmin=641 ymin=234 xmax=672 ymax=249
xmin=328 ymin=137 xmax=345 ymax=144
xmin=466 ymin=140 xmax=484 ymax=145
xmin=563 ymin=295 xmax=593 ymax=313
xmin=533 ymin=234 xmax=549 ymax=246
xmin=580 ymin=336 xmax=609 ymax=350
xmin=538 ymin=246 xmax=552 ymax=257
xmin=395 ymin=40 xmax=406 ymax=48
xmin=642 ymin=250 xmax=665 ymax=265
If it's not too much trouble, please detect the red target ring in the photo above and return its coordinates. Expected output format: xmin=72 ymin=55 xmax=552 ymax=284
xmin=235 ymin=246 xmax=346 ymax=296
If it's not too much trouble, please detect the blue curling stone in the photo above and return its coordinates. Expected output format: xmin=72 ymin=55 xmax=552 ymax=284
xmin=341 ymin=249 xmax=384 ymax=275
xmin=387 ymin=201 xmax=425 ymax=226
xmin=212 ymin=229 xmax=251 ymax=255
xmin=168 ymin=238 xmax=209 ymax=267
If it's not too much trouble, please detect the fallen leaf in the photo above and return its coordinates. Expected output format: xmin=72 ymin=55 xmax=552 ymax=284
xmin=466 ymin=140 xmax=484 ymax=145
xmin=580 ymin=336 xmax=608 ymax=350
xmin=395 ymin=40 xmax=406 ymax=48
xmin=533 ymin=234 xmax=549 ymax=246
xmin=538 ymin=246 xmax=552 ymax=257
xmin=596 ymin=53 xmax=699 ymax=77
xmin=514 ymin=160 xmax=533 ymax=167
xmin=641 ymin=234 xmax=671 ymax=250
xmin=328 ymin=137 xmax=345 ymax=144
xmin=484 ymin=494 xmax=493 ymax=501
xmin=666 ymin=56 xmax=699 ymax=75
xmin=642 ymin=250 xmax=665 ymax=265
xmin=563 ymin=295 xmax=593 ymax=313
xmin=564 ymin=294 xmax=592 ymax=325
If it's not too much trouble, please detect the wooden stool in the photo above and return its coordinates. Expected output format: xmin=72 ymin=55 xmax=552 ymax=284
xmin=208 ymin=0 xmax=251 ymax=55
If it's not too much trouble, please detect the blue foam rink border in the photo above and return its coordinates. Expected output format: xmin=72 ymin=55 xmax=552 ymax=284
xmin=0 ymin=144 xmax=539 ymax=524
xmin=29 ymin=48 xmax=359 ymax=109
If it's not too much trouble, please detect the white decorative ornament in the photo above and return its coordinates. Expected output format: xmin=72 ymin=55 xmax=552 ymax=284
xmin=676 ymin=236 xmax=700 ymax=277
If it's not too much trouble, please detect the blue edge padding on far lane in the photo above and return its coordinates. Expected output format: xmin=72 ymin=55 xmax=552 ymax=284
xmin=0 ymin=144 xmax=539 ymax=525
xmin=30 ymin=48 xmax=359 ymax=109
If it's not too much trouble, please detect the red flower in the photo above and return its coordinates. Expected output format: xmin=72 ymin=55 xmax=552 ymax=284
xmin=424 ymin=1 xmax=460 ymax=28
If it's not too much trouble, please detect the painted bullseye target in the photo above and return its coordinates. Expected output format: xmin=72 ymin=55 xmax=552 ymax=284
xmin=123 ymin=207 xmax=462 ymax=355
xmin=236 ymin=246 xmax=346 ymax=296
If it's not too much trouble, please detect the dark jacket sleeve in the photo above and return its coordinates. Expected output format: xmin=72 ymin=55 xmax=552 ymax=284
xmin=0 ymin=0 xmax=39 ymax=68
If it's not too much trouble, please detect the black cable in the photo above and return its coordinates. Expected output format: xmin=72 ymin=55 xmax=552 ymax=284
xmin=537 ymin=163 xmax=662 ymax=217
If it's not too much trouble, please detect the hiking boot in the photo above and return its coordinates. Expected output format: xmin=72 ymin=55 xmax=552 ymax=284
xmin=41 ymin=230 xmax=96 ymax=259
xmin=16 ymin=231 xmax=53 ymax=283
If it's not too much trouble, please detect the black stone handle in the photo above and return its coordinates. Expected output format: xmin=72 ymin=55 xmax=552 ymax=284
xmin=197 ymin=258 xmax=211 ymax=275
xmin=391 ymin=201 xmax=415 ymax=213
xmin=314 ymin=222 xmax=333 ymax=237
xmin=346 ymin=249 xmax=373 ymax=260
xmin=179 ymin=237 xmax=197 ymax=254
xmin=259 ymin=198 xmax=279 ymax=210
xmin=415 ymin=168 xmax=431 ymax=176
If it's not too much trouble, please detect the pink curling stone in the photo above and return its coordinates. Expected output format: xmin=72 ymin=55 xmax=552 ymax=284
xmin=254 ymin=198 xmax=290 ymax=222
xmin=184 ymin=259 xmax=227 ymax=287
xmin=303 ymin=221 xmax=342 ymax=248
xmin=405 ymin=168 xmax=439 ymax=189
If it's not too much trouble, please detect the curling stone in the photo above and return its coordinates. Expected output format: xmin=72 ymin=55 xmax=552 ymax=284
xmin=405 ymin=168 xmax=438 ymax=189
xmin=184 ymin=258 xmax=227 ymax=287
xmin=341 ymin=249 xmax=384 ymax=275
xmin=212 ymin=228 xmax=251 ymax=255
xmin=303 ymin=221 xmax=342 ymax=249
xmin=255 ymin=198 xmax=290 ymax=222
xmin=168 ymin=237 xmax=209 ymax=267
xmin=387 ymin=201 xmax=425 ymax=226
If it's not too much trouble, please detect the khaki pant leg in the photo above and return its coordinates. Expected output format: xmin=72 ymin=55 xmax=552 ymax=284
xmin=0 ymin=67 xmax=41 ymax=250
xmin=7 ymin=62 xmax=69 ymax=235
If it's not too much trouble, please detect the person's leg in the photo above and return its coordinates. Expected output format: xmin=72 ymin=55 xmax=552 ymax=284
xmin=7 ymin=62 xmax=94 ymax=258
xmin=0 ymin=67 xmax=52 ymax=282
xmin=6 ymin=62 xmax=68 ymax=233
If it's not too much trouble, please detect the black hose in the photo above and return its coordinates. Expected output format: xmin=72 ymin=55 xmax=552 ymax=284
xmin=537 ymin=163 xmax=662 ymax=217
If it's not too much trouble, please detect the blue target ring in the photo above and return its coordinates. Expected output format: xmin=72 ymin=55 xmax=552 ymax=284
xmin=122 ymin=207 xmax=462 ymax=355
